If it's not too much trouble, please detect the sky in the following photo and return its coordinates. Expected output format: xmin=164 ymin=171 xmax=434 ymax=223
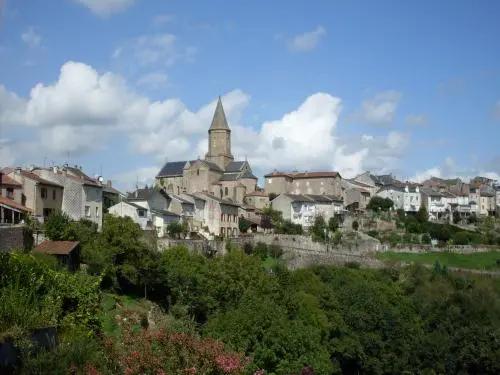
xmin=0 ymin=0 xmax=500 ymax=192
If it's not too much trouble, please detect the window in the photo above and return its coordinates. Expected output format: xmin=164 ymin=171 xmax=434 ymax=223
xmin=197 ymin=169 xmax=200 ymax=176
xmin=177 ymin=186 xmax=180 ymax=194
xmin=225 ymin=187 xmax=229 ymax=196
xmin=41 ymin=187 xmax=47 ymax=199
xmin=221 ymin=227 xmax=225 ymax=236
xmin=221 ymin=213 xmax=224 ymax=222
xmin=6 ymin=188 xmax=14 ymax=199
xmin=85 ymin=205 xmax=91 ymax=217
xmin=96 ymin=207 xmax=99 ymax=217
xmin=267 ymin=178 xmax=272 ymax=184
xmin=53 ymin=189 xmax=56 ymax=200
xmin=138 ymin=209 xmax=146 ymax=218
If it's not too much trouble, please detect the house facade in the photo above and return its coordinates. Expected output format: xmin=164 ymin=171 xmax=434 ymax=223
xmin=403 ymin=185 xmax=421 ymax=213
xmin=244 ymin=190 xmax=269 ymax=210
xmin=7 ymin=168 xmax=64 ymax=222
xmin=420 ymin=188 xmax=447 ymax=220
xmin=33 ymin=167 xmax=103 ymax=229
xmin=271 ymin=193 xmax=344 ymax=228
xmin=109 ymin=201 xmax=151 ymax=230
xmin=192 ymin=192 xmax=239 ymax=237
xmin=0 ymin=171 xmax=31 ymax=223
xmin=264 ymin=171 xmax=342 ymax=197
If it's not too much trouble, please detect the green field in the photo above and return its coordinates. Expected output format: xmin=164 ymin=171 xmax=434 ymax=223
xmin=377 ymin=251 xmax=500 ymax=271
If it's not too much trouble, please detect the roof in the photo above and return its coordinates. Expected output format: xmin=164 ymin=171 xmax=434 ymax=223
xmin=196 ymin=191 xmax=240 ymax=207
xmin=346 ymin=179 xmax=373 ymax=189
xmin=15 ymin=170 xmax=64 ymax=188
xmin=157 ymin=160 xmax=191 ymax=177
xmin=209 ymin=97 xmax=230 ymax=131
xmin=239 ymin=169 xmax=258 ymax=179
xmin=151 ymin=208 xmax=180 ymax=217
xmin=245 ymin=191 xmax=268 ymax=197
xmin=124 ymin=201 xmax=148 ymax=210
xmin=0 ymin=196 xmax=32 ymax=212
xmin=264 ymin=170 xmax=340 ymax=179
xmin=420 ymin=187 xmax=443 ymax=197
xmin=169 ymin=193 xmax=194 ymax=205
xmin=127 ymin=187 xmax=167 ymax=201
xmin=0 ymin=173 xmax=22 ymax=187
xmin=103 ymin=185 xmax=123 ymax=196
xmin=34 ymin=240 xmax=79 ymax=255
xmin=225 ymin=161 xmax=245 ymax=173
xmin=283 ymin=194 xmax=343 ymax=203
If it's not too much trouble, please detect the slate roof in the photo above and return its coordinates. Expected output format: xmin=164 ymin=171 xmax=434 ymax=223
xmin=127 ymin=187 xmax=167 ymax=201
xmin=35 ymin=240 xmax=79 ymax=255
xmin=152 ymin=208 xmax=180 ymax=217
xmin=124 ymin=201 xmax=148 ymax=210
xmin=196 ymin=192 xmax=240 ymax=207
xmin=225 ymin=161 xmax=245 ymax=173
xmin=284 ymin=194 xmax=343 ymax=203
xmin=239 ymin=169 xmax=257 ymax=179
xmin=209 ymin=97 xmax=230 ymax=131
xmin=264 ymin=170 xmax=340 ymax=179
xmin=219 ymin=173 xmax=239 ymax=181
xmin=156 ymin=160 xmax=192 ymax=178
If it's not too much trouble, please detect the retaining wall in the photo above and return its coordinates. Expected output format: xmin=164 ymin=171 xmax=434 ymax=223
xmin=0 ymin=225 xmax=32 ymax=253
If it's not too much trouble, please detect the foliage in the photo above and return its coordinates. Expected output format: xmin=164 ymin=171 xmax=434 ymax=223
xmin=351 ymin=220 xmax=359 ymax=231
xmin=238 ymin=217 xmax=250 ymax=233
xmin=366 ymin=196 xmax=394 ymax=212
xmin=452 ymin=210 xmax=461 ymax=224
xmin=261 ymin=207 xmax=283 ymax=229
xmin=167 ymin=221 xmax=184 ymax=238
xmin=278 ymin=219 xmax=303 ymax=235
xmin=416 ymin=205 xmax=428 ymax=224
xmin=328 ymin=217 xmax=339 ymax=232
xmin=268 ymin=192 xmax=278 ymax=201
xmin=44 ymin=210 xmax=72 ymax=241
xmin=311 ymin=216 xmax=327 ymax=242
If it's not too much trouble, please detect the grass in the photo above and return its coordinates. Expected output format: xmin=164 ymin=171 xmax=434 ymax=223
xmin=263 ymin=257 xmax=280 ymax=270
xmin=377 ymin=251 xmax=500 ymax=271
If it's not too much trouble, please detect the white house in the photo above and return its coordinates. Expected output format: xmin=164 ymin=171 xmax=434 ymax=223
xmin=109 ymin=201 xmax=151 ymax=230
xmin=271 ymin=193 xmax=344 ymax=228
xmin=192 ymin=192 xmax=240 ymax=237
xmin=403 ymin=185 xmax=421 ymax=213
xmin=376 ymin=185 xmax=404 ymax=210
xmin=420 ymin=188 xmax=447 ymax=220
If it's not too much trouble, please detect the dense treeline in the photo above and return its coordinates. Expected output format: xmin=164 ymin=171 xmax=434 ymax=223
xmin=2 ymin=212 xmax=500 ymax=374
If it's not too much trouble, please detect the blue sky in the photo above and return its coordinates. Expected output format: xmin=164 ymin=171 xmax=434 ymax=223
xmin=1 ymin=0 xmax=499 ymax=191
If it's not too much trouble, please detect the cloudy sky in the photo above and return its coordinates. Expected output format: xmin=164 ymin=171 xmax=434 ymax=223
xmin=1 ymin=0 xmax=499 ymax=191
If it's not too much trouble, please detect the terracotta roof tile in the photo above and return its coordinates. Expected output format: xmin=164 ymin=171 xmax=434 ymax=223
xmin=0 ymin=196 xmax=32 ymax=212
xmin=0 ymin=174 xmax=22 ymax=187
xmin=34 ymin=240 xmax=79 ymax=255
xmin=264 ymin=170 xmax=340 ymax=179
xmin=245 ymin=191 xmax=268 ymax=197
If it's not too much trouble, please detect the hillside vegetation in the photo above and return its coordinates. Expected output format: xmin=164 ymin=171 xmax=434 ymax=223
xmin=1 ymin=212 xmax=500 ymax=374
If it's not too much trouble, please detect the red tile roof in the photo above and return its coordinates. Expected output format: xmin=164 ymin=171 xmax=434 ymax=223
xmin=34 ymin=240 xmax=79 ymax=255
xmin=0 ymin=195 xmax=32 ymax=212
xmin=264 ymin=171 xmax=340 ymax=179
xmin=0 ymin=174 xmax=22 ymax=187
xmin=245 ymin=191 xmax=268 ymax=197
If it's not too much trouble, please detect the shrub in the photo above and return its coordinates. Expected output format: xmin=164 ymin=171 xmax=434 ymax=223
xmin=243 ymin=242 xmax=253 ymax=255
xmin=367 ymin=230 xmax=379 ymax=238
xmin=253 ymin=242 xmax=268 ymax=261
xmin=268 ymin=244 xmax=283 ymax=259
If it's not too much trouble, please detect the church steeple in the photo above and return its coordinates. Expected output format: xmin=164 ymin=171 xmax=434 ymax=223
xmin=209 ymin=96 xmax=230 ymax=131
xmin=205 ymin=96 xmax=234 ymax=170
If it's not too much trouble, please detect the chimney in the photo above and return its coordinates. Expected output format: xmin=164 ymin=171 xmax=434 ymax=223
xmin=15 ymin=167 xmax=21 ymax=174
xmin=134 ymin=190 xmax=138 ymax=198
xmin=106 ymin=180 xmax=112 ymax=188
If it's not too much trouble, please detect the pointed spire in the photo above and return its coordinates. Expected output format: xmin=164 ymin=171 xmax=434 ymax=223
xmin=209 ymin=96 xmax=230 ymax=131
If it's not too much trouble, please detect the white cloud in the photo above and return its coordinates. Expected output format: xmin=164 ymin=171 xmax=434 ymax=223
xmin=0 ymin=60 xmax=410 ymax=185
xmin=287 ymin=26 xmax=326 ymax=52
xmin=405 ymin=114 xmax=428 ymax=126
xmin=136 ymin=72 xmax=168 ymax=89
xmin=411 ymin=157 xmax=500 ymax=183
xmin=72 ymin=0 xmax=135 ymax=17
xmin=152 ymin=13 xmax=174 ymax=27
xmin=21 ymin=27 xmax=41 ymax=48
xmin=355 ymin=90 xmax=402 ymax=126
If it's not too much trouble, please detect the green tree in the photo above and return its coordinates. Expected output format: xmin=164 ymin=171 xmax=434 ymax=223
xmin=417 ymin=205 xmax=428 ymax=224
xmin=44 ymin=210 xmax=72 ymax=240
xmin=268 ymin=192 xmax=278 ymax=201
xmin=328 ymin=217 xmax=339 ymax=232
xmin=367 ymin=197 xmax=394 ymax=212
xmin=167 ymin=221 xmax=184 ymax=238
xmin=238 ymin=217 xmax=250 ymax=233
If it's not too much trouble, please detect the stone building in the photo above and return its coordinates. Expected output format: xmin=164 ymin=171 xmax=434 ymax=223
xmin=264 ymin=171 xmax=343 ymax=197
xmin=155 ymin=97 xmax=258 ymax=204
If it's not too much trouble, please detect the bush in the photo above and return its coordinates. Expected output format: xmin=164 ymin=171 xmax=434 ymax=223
xmin=253 ymin=242 xmax=268 ymax=261
xmin=243 ymin=242 xmax=253 ymax=255
xmin=421 ymin=233 xmax=432 ymax=245
xmin=268 ymin=244 xmax=283 ymax=259
xmin=167 ymin=222 xmax=184 ymax=238
xmin=452 ymin=231 xmax=471 ymax=245
xmin=367 ymin=230 xmax=379 ymax=238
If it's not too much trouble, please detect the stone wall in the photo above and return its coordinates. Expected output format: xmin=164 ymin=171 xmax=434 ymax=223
xmin=158 ymin=238 xmax=228 ymax=256
xmin=0 ymin=225 xmax=31 ymax=252
xmin=281 ymin=250 xmax=385 ymax=270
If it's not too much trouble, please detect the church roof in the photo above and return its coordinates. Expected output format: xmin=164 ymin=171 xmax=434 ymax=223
xmin=225 ymin=161 xmax=245 ymax=173
xmin=156 ymin=160 xmax=193 ymax=178
xmin=209 ymin=97 xmax=230 ymax=131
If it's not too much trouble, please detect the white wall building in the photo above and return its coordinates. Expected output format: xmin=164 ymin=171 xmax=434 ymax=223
xmin=376 ymin=186 xmax=404 ymax=210
xmin=403 ymin=185 xmax=421 ymax=213
xmin=109 ymin=201 xmax=151 ymax=230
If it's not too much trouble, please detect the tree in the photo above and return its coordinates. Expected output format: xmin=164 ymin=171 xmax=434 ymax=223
xmin=417 ymin=205 xmax=428 ymax=224
xmin=367 ymin=197 xmax=394 ymax=212
xmin=167 ymin=222 xmax=184 ymax=238
xmin=452 ymin=211 xmax=461 ymax=224
xmin=328 ymin=217 xmax=339 ymax=232
xmin=239 ymin=217 xmax=250 ymax=233
xmin=311 ymin=216 xmax=327 ymax=242
xmin=44 ymin=210 xmax=72 ymax=240
xmin=269 ymin=192 xmax=278 ymax=201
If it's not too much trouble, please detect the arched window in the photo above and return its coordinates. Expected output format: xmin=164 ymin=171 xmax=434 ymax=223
xmin=225 ymin=187 xmax=229 ymax=196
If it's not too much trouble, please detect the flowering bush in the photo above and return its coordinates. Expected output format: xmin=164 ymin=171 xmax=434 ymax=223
xmin=107 ymin=317 xmax=250 ymax=375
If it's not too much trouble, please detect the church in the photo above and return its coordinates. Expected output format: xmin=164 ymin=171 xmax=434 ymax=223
xmin=155 ymin=97 xmax=258 ymax=204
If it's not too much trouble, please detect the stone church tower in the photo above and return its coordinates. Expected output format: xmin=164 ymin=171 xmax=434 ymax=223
xmin=205 ymin=97 xmax=234 ymax=170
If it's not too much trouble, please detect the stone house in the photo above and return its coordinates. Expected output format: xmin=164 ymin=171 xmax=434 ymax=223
xmin=191 ymin=192 xmax=240 ymax=237
xmin=271 ymin=193 xmax=344 ymax=229
xmin=108 ymin=201 xmax=152 ymax=230
xmin=155 ymin=97 xmax=258 ymax=204
xmin=376 ymin=185 xmax=405 ymax=210
xmin=0 ymin=172 xmax=32 ymax=223
xmin=403 ymin=185 xmax=421 ymax=213
xmin=264 ymin=171 xmax=343 ymax=197
xmin=342 ymin=180 xmax=371 ymax=212
xmin=6 ymin=168 xmax=64 ymax=222
xmin=33 ymin=167 xmax=103 ymax=229
xmin=244 ymin=190 xmax=269 ymax=210
xmin=420 ymin=188 xmax=447 ymax=220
